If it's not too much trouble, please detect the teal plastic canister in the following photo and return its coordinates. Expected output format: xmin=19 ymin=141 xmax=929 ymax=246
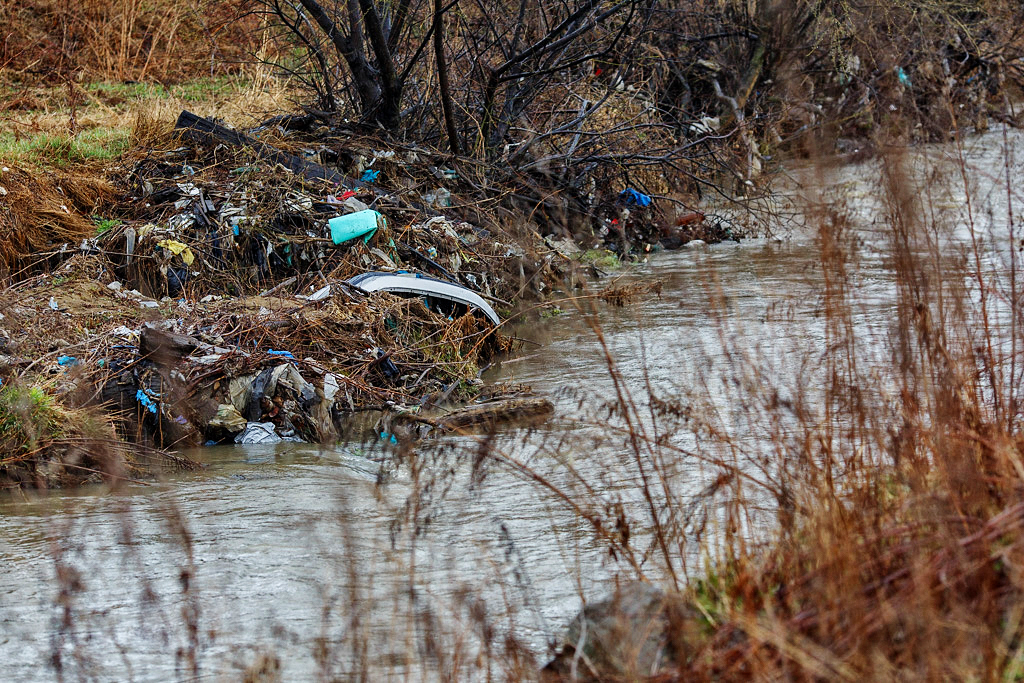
xmin=329 ymin=209 xmax=385 ymax=245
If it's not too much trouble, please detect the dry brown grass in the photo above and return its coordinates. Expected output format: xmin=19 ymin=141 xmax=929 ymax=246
xmin=459 ymin=127 xmax=1024 ymax=681
xmin=0 ymin=166 xmax=114 ymax=276
xmin=0 ymin=0 xmax=258 ymax=84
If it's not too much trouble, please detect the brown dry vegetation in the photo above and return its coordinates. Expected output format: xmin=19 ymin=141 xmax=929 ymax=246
xmin=0 ymin=0 xmax=257 ymax=85
xmin=514 ymin=136 xmax=1024 ymax=680
xmin=0 ymin=165 xmax=114 ymax=276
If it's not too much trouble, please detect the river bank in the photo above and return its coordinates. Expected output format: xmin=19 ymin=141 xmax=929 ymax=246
xmin=0 ymin=98 xmax=711 ymax=488
xmin=3 ymin=0 xmax=1023 ymax=491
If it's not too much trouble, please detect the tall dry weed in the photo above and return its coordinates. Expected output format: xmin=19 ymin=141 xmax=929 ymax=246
xmin=418 ymin=124 xmax=1024 ymax=680
xmin=0 ymin=0 xmax=258 ymax=84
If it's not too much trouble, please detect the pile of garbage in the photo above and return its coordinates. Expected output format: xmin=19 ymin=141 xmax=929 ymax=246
xmin=35 ymin=277 xmax=512 ymax=448
xmin=81 ymin=111 xmax=583 ymax=307
xmin=0 ymin=110 xmax=692 ymax=459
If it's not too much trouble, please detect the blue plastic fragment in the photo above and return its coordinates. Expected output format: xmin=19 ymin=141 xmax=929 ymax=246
xmin=329 ymin=209 xmax=384 ymax=245
xmin=896 ymin=66 xmax=912 ymax=87
xmin=205 ymin=440 xmax=218 ymax=447
xmin=361 ymin=169 xmax=380 ymax=183
xmin=379 ymin=431 xmax=398 ymax=445
xmin=267 ymin=349 xmax=295 ymax=358
xmin=173 ymin=415 xmax=188 ymax=425
xmin=620 ymin=188 xmax=652 ymax=207
xmin=136 ymin=389 xmax=158 ymax=414
xmin=57 ymin=355 xmax=79 ymax=366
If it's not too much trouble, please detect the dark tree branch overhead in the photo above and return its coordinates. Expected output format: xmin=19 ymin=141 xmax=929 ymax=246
xmin=295 ymin=0 xmax=381 ymax=113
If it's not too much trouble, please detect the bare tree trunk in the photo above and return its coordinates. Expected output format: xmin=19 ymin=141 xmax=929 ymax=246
xmin=433 ymin=0 xmax=461 ymax=153
xmin=387 ymin=0 xmax=414 ymax=51
xmin=296 ymin=0 xmax=381 ymax=114
xmin=357 ymin=0 xmax=403 ymax=129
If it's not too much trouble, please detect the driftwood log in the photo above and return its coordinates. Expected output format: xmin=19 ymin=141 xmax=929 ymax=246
xmin=174 ymin=110 xmax=357 ymax=187
xmin=435 ymin=397 xmax=554 ymax=430
xmin=393 ymin=397 xmax=554 ymax=435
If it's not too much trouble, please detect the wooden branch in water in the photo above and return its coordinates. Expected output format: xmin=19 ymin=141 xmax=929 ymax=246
xmin=398 ymin=397 xmax=554 ymax=432
xmin=436 ymin=397 xmax=554 ymax=430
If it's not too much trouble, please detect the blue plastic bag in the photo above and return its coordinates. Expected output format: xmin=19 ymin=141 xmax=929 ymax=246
xmin=136 ymin=389 xmax=159 ymax=414
xmin=620 ymin=188 xmax=652 ymax=207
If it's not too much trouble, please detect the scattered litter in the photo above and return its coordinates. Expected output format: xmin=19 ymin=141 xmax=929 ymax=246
xmin=136 ymin=389 xmax=159 ymax=414
xmin=323 ymin=373 xmax=339 ymax=401
xmin=209 ymin=404 xmax=248 ymax=433
xmin=300 ymin=285 xmax=331 ymax=302
xmin=0 ymin=107 xmax=591 ymax=454
xmin=234 ymin=421 xmax=281 ymax=444
xmin=157 ymin=239 xmax=196 ymax=266
xmin=347 ymin=271 xmax=501 ymax=326
xmin=342 ymin=196 xmax=370 ymax=213
xmin=421 ymin=187 xmax=451 ymax=208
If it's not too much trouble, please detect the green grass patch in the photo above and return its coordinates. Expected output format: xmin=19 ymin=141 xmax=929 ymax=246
xmin=85 ymin=76 xmax=247 ymax=105
xmin=579 ymin=248 xmax=621 ymax=269
xmin=93 ymin=216 xmax=122 ymax=235
xmin=0 ymin=128 xmax=130 ymax=167
xmin=0 ymin=384 xmax=63 ymax=454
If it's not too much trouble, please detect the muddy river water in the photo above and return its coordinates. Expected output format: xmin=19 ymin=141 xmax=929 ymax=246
xmin=1 ymin=130 xmax=1021 ymax=681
